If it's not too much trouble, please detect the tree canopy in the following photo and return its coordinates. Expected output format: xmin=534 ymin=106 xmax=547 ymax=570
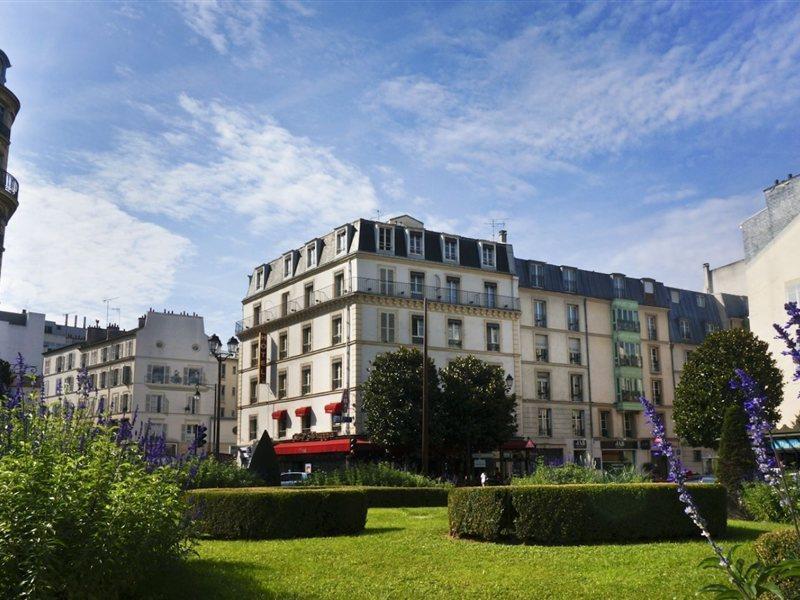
xmin=674 ymin=328 xmax=782 ymax=449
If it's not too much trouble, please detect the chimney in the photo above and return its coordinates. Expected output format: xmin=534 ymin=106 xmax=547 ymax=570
xmin=73 ymin=315 xmax=77 ymax=327
xmin=64 ymin=313 xmax=68 ymax=327
xmin=498 ymin=229 xmax=507 ymax=243
xmin=138 ymin=315 xmax=146 ymax=328
xmin=82 ymin=316 xmax=86 ymax=328
xmin=703 ymin=262 xmax=713 ymax=294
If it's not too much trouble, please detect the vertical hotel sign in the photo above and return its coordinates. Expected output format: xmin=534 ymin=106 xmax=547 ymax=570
xmin=258 ymin=332 xmax=268 ymax=384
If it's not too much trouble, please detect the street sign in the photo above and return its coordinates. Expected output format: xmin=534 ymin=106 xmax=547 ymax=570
xmin=339 ymin=416 xmax=353 ymax=423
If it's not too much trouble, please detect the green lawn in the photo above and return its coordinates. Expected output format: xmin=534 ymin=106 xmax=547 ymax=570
xmin=158 ymin=508 xmax=784 ymax=599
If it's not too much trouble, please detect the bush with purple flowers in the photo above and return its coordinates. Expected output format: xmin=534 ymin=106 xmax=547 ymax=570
xmin=0 ymin=358 xmax=196 ymax=598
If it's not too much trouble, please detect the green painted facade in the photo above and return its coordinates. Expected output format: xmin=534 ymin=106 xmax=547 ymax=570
xmin=611 ymin=299 xmax=643 ymax=412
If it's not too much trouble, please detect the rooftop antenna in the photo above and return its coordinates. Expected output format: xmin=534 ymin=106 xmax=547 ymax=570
xmin=487 ymin=218 xmax=507 ymax=241
xmin=102 ymin=297 xmax=119 ymax=328
xmin=374 ymin=208 xmax=383 ymax=222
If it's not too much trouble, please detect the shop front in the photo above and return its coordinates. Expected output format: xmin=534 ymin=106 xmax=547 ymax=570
xmin=272 ymin=433 xmax=379 ymax=473
xmin=600 ymin=439 xmax=639 ymax=470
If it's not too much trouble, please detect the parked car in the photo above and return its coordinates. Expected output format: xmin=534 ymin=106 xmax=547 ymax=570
xmin=280 ymin=471 xmax=309 ymax=486
xmin=699 ymin=475 xmax=717 ymax=484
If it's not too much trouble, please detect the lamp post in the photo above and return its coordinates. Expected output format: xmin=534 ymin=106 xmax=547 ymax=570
xmin=505 ymin=373 xmax=514 ymax=393
xmin=208 ymin=333 xmax=239 ymax=459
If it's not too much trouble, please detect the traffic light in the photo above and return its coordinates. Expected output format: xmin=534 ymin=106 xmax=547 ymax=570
xmin=195 ymin=424 xmax=208 ymax=448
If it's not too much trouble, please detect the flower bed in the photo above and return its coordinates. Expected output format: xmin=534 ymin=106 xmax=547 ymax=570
xmin=449 ymin=484 xmax=727 ymax=544
xmin=186 ymin=487 xmax=368 ymax=539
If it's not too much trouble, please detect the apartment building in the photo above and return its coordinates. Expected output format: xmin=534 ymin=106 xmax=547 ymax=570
xmin=0 ymin=49 xmax=20 ymax=284
xmin=237 ymin=215 xmax=747 ymax=474
xmin=236 ymin=215 xmax=520 ymax=468
xmin=42 ymin=310 xmax=238 ymax=456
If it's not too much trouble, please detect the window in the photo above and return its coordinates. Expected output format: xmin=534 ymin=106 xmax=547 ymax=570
xmin=306 ymin=244 xmax=316 ymax=268
xmin=570 ymin=374 xmax=583 ymax=402
xmin=447 ymin=319 xmax=462 ymax=348
xmin=186 ymin=394 xmax=199 ymax=415
xmin=617 ymin=377 xmax=643 ymax=403
xmin=147 ymin=365 xmax=169 ymax=384
xmin=536 ymin=372 xmax=550 ymax=400
xmin=255 ymin=269 xmax=263 ymax=289
xmin=64 ymin=377 xmax=74 ymax=393
xmin=538 ymin=408 xmax=552 ymax=437
xmin=410 ymin=271 xmax=425 ymax=299
xmin=693 ymin=449 xmax=702 ymax=463
xmin=145 ymin=394 xmax=168 ymax=414
xmin=379 ymin=267 xmax=395 ymax=295
xmin=600 ymin=411 xmax=611 ymax=438
xmin=572 ymin=409 xmax=585 ymax=437
xmin=183 ymin=424 xmax=200 ymax=443
xmin=301 ymin=366 xmax=312 ymax=395
xmin=331 ymin=360 xmax=343 ymax=390
xmin=670 ymin=289 xmax=680 ymax=303
xmin=615 ymin=341 xmax=642 ymax=367
xmin=110 ymin=369 xmax=119 ymax=386
xmin=250 ymin=342 xmax=258 ymax=367
xmin=530 ymin=263 xmax=545 ymax=288
xmin=121 ymin=393 xmax=129 ymax=413
xmin=90 ymin=350 xmax=97 ymax=365
xmin=249 ymin=379 xmax=257 ymax=404
xmin=279 ymin=333 xmax=288 ymax=359
xmin=680 ymin=318 xmax=691 ymax=341
xmin=334 ymin=272 xmax=345 ymax=297
xmin=378 ymin=226 xmax=393 ymax=252
xmin=302 ymin=325 xmax=312 ymax=354
xmin=380 ymin=312 xmax=396 ymax=343
xmin=43 ymin=358 xmax=50 ymax=375
xmin=331 ymin=316 xmax=343 ymax=344
xmin=335 ymin=229 xmax=347 ymax=254
xmin=567 ymin=304 xmax=580 ymax=331
xmin=249 ymin=415 xmax=258 ymax=441
xmin=409 ymin=230 xmax=423 ymax=256
xmin=443 ymin=237 xmax=458 ymax=261
xmin=486 ymin=323 xmax=500 ymax=351
xmin=184 ymin=367 xmax=203 ymax=385
xmin=569 ymin=338 xmax=581 ymax=365
xmin=481 ymin=283 xmax=497 ymax=309
xmin=445 ymin=277 xmax=460 ymax=304
xmin=685 ymin=350 xmax=693 ymax=363
xmin=301 ymin=410 xmax=311 ymax=433
xmin=114 ymin=344 xmax=121 ymax=360
xmin=80 ymin=353 xmax=87 ymax=368
xmin=481 ymin=243 xmax=495 ymax=268
xmin=652 ymin=379 xmax=663 ymax=405
xmin=304 ymin=283 xmax=314 ymax=308
xmin=280 ymin=292 xmax=290 ymax=317
xmin=696 ymin=294 xmax=706 ymax=308
xmin=100 ymin=371 xmax=107 ymax=389
xmin=562 ymin=267 xmax=577 ymax=293
xmin=643 ymin=280 xmax=654 ymax=295
xmin=277 ymin=413 xmax=287 ymax=438
xmin=411 ymin=315 xmax=424 ymax=345
xmin=649 ymin=346 xmax=660 ymax=372
xmin=623 ymin=412 xmax=636 ymax=438
xmin=533 ymin=300 xmax=547 ymax=327
xmin=535 ymin=334 xmax=549 ymax=362
xmin=612 ymin=275 xmax=625 ymax=298
xmin=705 ymin=322 xmax=719 ymax=335
xmin=646 ymin=315 xmax=657 ymax=340
xmin=253 ymin=303 xmax=261 ymax=326
xmin=283 ymin=255 xmax=292 ymax=277
xmin=101 ymin=347 xmax=108 ymax=362
xmin=278 ymin=372 xmax=287 ymax=399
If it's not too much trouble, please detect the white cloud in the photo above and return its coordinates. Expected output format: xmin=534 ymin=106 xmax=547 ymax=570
xmin=642 ymin=185 xmax=697 ymax=205
xmin=73 ymin=94 xmax=379 ymax=234
xmin=1 ymin=166 xmax=193 ymax=325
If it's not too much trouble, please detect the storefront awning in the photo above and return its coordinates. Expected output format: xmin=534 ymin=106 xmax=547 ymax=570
xmin=295 ymin=406 xmax=312 ymax=417
xmin=271 ymin=410 xmax=287 ymax=420
xmin=324 ymin=402 xmax=343 ymax=414
xmin=773 ymin=437 xmax=800 ymax=451
xmin=273 ymin=439 xmax=376 ymax=456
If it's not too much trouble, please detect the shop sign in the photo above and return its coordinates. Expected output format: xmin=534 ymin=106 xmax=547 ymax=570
xmin=573 ymin=439 xmax=587 ymax=449
xmin=473 ymin=458 xmax=487 ymax=468
xmin=600 ymin=439 xmax=638 ymax=450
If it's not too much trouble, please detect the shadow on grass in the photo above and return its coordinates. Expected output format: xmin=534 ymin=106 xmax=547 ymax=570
xmin=722 ymin=523 xmax=774 ymax=542
xmin=148 ymin=558 xmax=310 ymax=600
xmin=357 ymin=526 xmax=403 ymax=536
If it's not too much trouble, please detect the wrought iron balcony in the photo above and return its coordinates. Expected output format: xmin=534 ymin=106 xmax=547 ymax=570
xmin=236 ymin=276 xmax=520 ymax=334
xmin=1 ymin=169 xmax=18 ymax=200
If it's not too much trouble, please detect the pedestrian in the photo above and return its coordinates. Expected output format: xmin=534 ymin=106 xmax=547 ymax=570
xmin=480 ymin=471 xmax=487 ymax=487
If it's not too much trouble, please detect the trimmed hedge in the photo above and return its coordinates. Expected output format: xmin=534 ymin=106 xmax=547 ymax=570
xmin=449 ymin=484 xmax=727 ymax=544
xmin=360 ymin=486 xmax=450 ymax=508
xmin=754 ymin=529 xmax=800 ymax=599
xmin=187 ymin=487 xmax=367 ymax=539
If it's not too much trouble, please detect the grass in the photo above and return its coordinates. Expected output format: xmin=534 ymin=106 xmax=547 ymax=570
xmin=156 ymin=508 xmax=786 ymax=599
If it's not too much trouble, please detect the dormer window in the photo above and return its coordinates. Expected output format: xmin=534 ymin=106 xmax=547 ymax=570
xmin=408 ymin=230 xmax=423 ymax=257
xmin=671 ymin=290 xmax=680 ymax=303
xmin=377 ymin=226 xmax=393 ymax=253
xmin=612 ymin=275 xmax=625 ymax=298
xmin=643 ymin=280 xmax=654 ymax=295
xmin=562 ymin=267 xmax=577 ymax=293
xmin=530 ymin=263 xmax=545 ymax=288
xmin=335 ymin=229 xmax=347 ymax=255
xmin=306 ymin=244 xmax=317 ymax=268
xmin=481 ymin=243 xmax=496 ymax=268
xmin=696 ymin=294 xmax=706 ymax=308
xmin=443 ymin=237 xmax=458 ymax=262
xmin=283 ymin=255 xmax=292 ymax=277
xmin=255 ymin=269 xmax=263 ymax=289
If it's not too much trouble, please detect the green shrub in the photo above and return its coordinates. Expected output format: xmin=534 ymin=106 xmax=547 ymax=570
xmin=360 ymin=486 xmax=450 ymax=507
xmin=511 ymin=461 xmax=649 ymax=485
xmin=248 ymin=430 xmax=280 ymax=485
xmin=449 ymin=484 xmax=727 ymax=544
xmin=186 ymin=457 xmax=264 ymax=489
xmin=740 ymin=481 xmax=800 ymax=523
xmin=303 ymin=462 xmax=448 ymax=488
xmin=753 ymin=529 xmax=800 ymax=598
xmin=186 ymin=487 xmax=368 ymax=539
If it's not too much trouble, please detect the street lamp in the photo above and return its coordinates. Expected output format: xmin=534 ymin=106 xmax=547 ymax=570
xmin=505 ymin=374 xmax=514 ymax=393
xmin=208 ymin=333 xmax=239 ymax=459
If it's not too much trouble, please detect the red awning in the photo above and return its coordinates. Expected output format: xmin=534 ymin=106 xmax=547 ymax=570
xmin=271 ymin=410 xmax=287 ymax=420
xmin=273 ymin=439 xmax=375 ymax=456
xmin=324 ymin=402 xmax=343 ymax=414
xmin=295 ymin=406 xmax=312 ymax=417
xmin=502 ymin=438 xmax=536 ymax=450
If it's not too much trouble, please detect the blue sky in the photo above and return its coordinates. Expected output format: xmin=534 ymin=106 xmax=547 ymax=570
xmin=0 ymin=1 xmax=798 ymax=336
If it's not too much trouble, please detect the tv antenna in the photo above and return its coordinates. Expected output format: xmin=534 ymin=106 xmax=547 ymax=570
xmin=103 ymin=297 xmax=120 ymax=327
xmin=487 ymin=218 xmax=507 ymax=241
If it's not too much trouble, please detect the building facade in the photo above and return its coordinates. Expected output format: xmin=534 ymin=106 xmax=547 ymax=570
xmin=42 ymin=310 xmax=238 ymax=456
xmin=0 ymin=49 xmax=20 ymax=285
xmin=237 ymin=216 xmax=746 ymax=474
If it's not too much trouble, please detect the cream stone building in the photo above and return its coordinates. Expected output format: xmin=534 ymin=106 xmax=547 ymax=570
xmin=42 ymin=310 xmax=238 ymax=456
xmin=706 ymin=173 xmax=800 ymax=425
xmin=238 ymin=215 xmax=745 ymax=474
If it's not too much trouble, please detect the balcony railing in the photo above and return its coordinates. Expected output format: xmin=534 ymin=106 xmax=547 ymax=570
xmin=569 ymin=352 xmax=582 ymax=365
xmin=613 ymin=319 xmax=641 ymax=333
xmin=616 ymin=390 xmax=642 ymax=404
xmin=236 ymin=276 xmax=520 ymax=334
xmin=535 ymin=349 xmax=549 ymax=362
xmin=1 ymin=169 xmax=18 ymax=200
xmin=650 ymin=360 xmax=661 ymax=373
xmin=615 ymin=355 xmax=642 ymax=368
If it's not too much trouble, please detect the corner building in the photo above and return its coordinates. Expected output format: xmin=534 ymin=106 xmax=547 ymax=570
xmin=237 ymin=216 xmax=747 ymax=474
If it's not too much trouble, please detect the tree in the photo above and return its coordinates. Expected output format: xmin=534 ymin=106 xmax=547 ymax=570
xmin=438 ymin=356 xmax=517 ymax=472
xmin=248 ymin=430 xmax=280 ymax=485
xmin=674 ymin=328 xmax=783 ymax=449
xmin=791 ymin=410 xmax=800 ymax=431
xmin=716 ymin=403 xmax=756 ymax=494
xmin=360 ymin=347 xmax=440 ymax=461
